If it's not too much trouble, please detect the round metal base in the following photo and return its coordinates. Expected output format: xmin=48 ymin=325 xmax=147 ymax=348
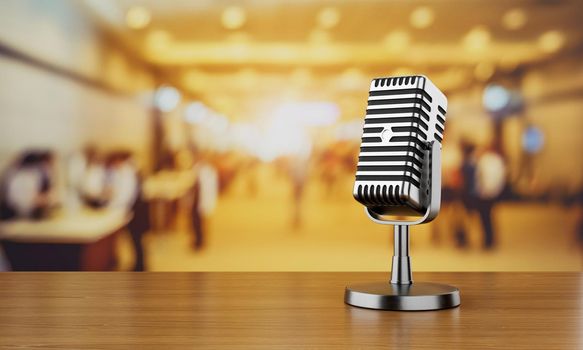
xmin=345 ymin=281 xmax=460 ymax=311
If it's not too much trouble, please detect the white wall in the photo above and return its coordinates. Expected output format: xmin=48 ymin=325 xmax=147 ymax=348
xmin=0 ymin=0 xmax=155 ymax=172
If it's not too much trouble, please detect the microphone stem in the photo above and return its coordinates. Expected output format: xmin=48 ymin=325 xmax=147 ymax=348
xmin=390 ymin=225 xmax=413 ymax=285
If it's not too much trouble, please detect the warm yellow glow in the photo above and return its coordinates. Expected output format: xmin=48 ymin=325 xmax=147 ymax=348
xmin=502 ymin=8 xmax=527 ymax=30
xmin=146 ymin=29 xmax=171 ymax=51
xmin=474 ymin=62 xmax=495 ymax=81
xmin=383 ymin=30 xmax=410 ymax=52
xmin=464 ymin=26 xmax=491 ymax=51
xmin=221 ymin=6 xmax=246 ymax=30
xmin=393 ymin=67 xmax=413 ymax=76
xmin=410 ymin=6 xmax=434 ymax=29
xmin=308 ymin=29 xmax=331 ymax=44
xmin=338 ymin=68 xmax=367 ymax=90
xmin=317 ymin=7 xmax=341 ymax=29
xmin=236 ymin=68 xmax=258 ymax=89
xmin=290 ymin=68 xmax=312 ymax=87
xmin=538 ymin=30 xmax=565 ymax=53
xmin=125 ymin=6 xmax=151 ymax=30
xmin=227 ymin=31 xmax=251 ymax=43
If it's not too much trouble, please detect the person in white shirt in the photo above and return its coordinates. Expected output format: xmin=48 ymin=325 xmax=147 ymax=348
xmin=3 ymin=151 xmax=55 ymax=220
xmin=190 ymin=153 xmax=218 ymax=250
xmin=105 ymin=151 xmax=148 ymax=270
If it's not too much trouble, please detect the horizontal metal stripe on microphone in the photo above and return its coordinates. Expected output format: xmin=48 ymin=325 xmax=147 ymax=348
xmin=391 ymin=126 xmax=428 ymax=140
xmin=357 ymin=165 xmax=421 ymax=179
xmin=360 ymin=145 xmax=424 ymax=158
xmin=436 ymin=123 xmax=444 ymax=134
xmin=437 ymin=114 xmax=446 ymax=125
xmin=389 ymin=136 xmax=428 ymax=150
xmin=358 ymin=155 xmax=423 ymax=168
xmin=361 ymin=136 xmax=382 ymax=143
xmin=362 ymin=127 xmax=384 ymax=134
xmin=369 ymin=88 xmax=433 ymax=103
xmin=364 ymin=117 xmax=429 ymax=130
xmin=438 ymin=105 xmax=446 ymax=115
xmin=434 ymin=133 xmax=443 ymax=142
xmin=355 ymin=174 xmax=421 ymax=188
xmin=366 ymin=106 xmax=430 ymax=121
xmin=367 ymin=97 xmax=431 ymax=112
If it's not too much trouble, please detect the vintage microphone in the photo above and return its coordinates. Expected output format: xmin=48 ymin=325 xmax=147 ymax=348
xmin=344 ymin=75 xmax=461 ymax=311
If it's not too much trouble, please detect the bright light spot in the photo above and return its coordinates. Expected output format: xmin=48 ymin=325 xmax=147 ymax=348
xmin=464 ymin=26 xmax=491 ymax=52
xmin=274 ymin=102 xmax=340 ymax=126
xmin=538 ymin=30 xmax=565 ymax=53
xmin=155 ymin=86 xmax=181 ymax=112
xmin=222 ymin=6 xmax=246 ymax=30
xmin=383 ymin=30 xmax=410 ymax=52
xmin=502 ymin=8 xmax=527 ymax=30
xmin=335 ymin=120 xmax=364 ymax=140
xmin=126 ymin=6 xmax=151 ymax=30
xmin=184 ymin=102 xmax=209 ymax=124
xmin=483 ymin=84 xmax=510 ymax=113
xmin=474 ymin=62 xmax=495 ymax=81
xmin=317 ymin=7 xmax=341 ymax=29
xmin=410 ymin=6 xmax=434 ymax=29
xmin=522 ymin=126 xmax=544 ymax=154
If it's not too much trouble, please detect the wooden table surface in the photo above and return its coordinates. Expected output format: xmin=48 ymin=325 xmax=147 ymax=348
xmin=0 ymin=272 xmax=580 ymax=349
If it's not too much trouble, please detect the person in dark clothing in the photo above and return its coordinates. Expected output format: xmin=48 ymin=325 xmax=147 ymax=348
xmin=105 ymin=151 xmax=149 ymax=271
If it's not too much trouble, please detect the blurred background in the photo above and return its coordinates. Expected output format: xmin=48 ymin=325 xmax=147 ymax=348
xmin=0 ymin=0 xmax=581 ymax=272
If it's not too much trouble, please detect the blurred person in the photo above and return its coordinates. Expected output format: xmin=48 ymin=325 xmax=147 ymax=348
xmin=431 ymin=143 xmax=467 ymax=246
xmin=105 ymin=151 xmax=149 ymax=271
xmin=190 ymin=152 xmax=218 ymax=250
xmin=79 ymin=149 xmax=108 ymax=208
xmin=289 ymin=155 xmax=310 ymax=229
xmin=460 ymin=143 xmax=507 ymax=250
xmin=2 ymin=151 xmax=56 ymax=220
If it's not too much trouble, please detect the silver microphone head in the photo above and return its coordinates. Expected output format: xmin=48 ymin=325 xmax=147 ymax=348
xmin=353 ymin=75 xmax=447 ymax=216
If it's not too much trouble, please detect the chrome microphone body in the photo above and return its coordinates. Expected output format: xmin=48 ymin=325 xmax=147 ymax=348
xmin=353 ymin=75 xmax=447 ymax=216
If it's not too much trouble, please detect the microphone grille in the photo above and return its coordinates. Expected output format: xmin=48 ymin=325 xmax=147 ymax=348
xmin=354 ymin=75 xmax=447 ymax=212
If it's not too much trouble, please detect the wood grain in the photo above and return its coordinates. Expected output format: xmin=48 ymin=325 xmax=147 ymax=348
xmin=0 ymin=272 xmax=580 ymax=349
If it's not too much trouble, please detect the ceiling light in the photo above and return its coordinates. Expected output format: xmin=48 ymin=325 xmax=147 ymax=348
xmin=483 ymin=84 xmax=510 ymax=113
xmin=185 ymin=102 xmax=209 ymax=125
xmin=317 ymin=7 xmax=341 ymax=29
xmin=502 ymin=8 xmax=527 ymax=30
xmin=538 ymin=30 xmax=565 ymax=53
xmin=410 ymin=6 xmax=434 ymax=29
xmin=222 ymin=6 xmax=246 ymax=30
xmin=155 ymin=86 xmax=181 ymax=113
xmin=463 ymin=26 xmax=491 ymax=52
xmin=126 ymin=6 xmax=151 ymax=30
xmin=383 ymin=30 xmax=410 ymax=52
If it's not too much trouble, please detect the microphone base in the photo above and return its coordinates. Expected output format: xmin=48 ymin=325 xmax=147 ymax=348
xmin=344 ymin=281 xmax=460 ymax=311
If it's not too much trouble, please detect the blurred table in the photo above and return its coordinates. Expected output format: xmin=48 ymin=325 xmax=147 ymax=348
xmin=0 ymin=272 xmax=580 ymax=349
xmin=0 ymin=209 xmax=130 ymax=271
